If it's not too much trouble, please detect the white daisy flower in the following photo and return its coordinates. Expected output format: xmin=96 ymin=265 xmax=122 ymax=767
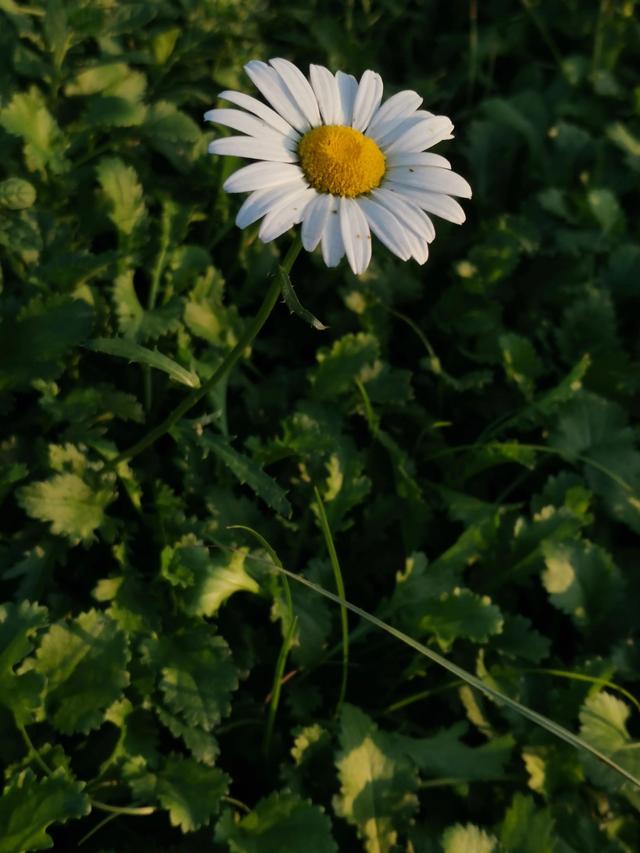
xmin=205 ymin=59 xmax=471 ymax=275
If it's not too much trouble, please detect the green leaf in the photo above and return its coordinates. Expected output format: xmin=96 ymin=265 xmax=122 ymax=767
xmin=87 ymin=337 xmax=200 ymax=388
xmin=499 ymin=332 xmax=543 ymax=399
xmin=418 ymin=588 xmax=503 ymax=651
xmin=333 ymin=704 xmax=418 ymax=853
xmin=197 ymin=430 xmax=292 ymax=517
xmin=216 ymin=791 xmax=337 ymax=853
xmin=0 ymin=601 xmax=48 ymax=676
xmin=311 ymin=333 xmax=379 ymax=400
xmin=490 ymin=614 xmax=550 ymax=663
xmin=393 ymin=722 xmax=513 ymax=782
xmin=0 ymin=87 xmax=68 ymax=175
xmin=143 ymin=625 xmax=238 ymax=731
xmin=499 ymin=794 xmax=555 ymax=853
xmin=541 ymin=540 xmax=624 ymax=629
xmin=96 ymin=157 xmax=146 ymax=236
xmin=0 ymin=769 xmax=90 ymax=853
xmin=149 ymin=756 xmax=228 ymax=833
xmin=550 ymin=392 xmax=640 ymax=532
xmin=0 ymin=601 xmax=48 ymax=724
xmin=112 ymin=270 xmax=182 ymax=341
xmin=27 ymin=609 xmax=129 ymax=734
xmin=579 ymin=692 xmax=640 ymax=798
xmin=0 ymin=177 xmax=36 ymax=210
xmin=0 ymin=298 xmax=94 ymax=392
xmin=169 ymin=541 xmax=260 ymax=616
xmin=442 ymin=823 xmax=498 ymax=853
xmin=18 ymin=472 xmax=116 ymax=544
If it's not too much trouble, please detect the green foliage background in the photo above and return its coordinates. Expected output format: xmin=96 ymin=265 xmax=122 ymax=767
xmin=1 ymin=0 xmax=640 ymax=849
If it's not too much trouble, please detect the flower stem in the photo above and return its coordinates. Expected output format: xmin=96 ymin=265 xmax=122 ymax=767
xmin=113 ymin=235 xmax=302 ymax=466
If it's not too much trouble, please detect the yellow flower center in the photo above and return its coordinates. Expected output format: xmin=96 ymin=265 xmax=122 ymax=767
xmin=298 ymin=125 xmax=386 ymax=198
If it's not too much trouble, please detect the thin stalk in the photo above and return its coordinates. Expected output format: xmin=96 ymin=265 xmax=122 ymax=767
xmin=112 ymin=236 xmax=302 ymax=466
xmin=263 ymin=615 xmax=298 ymax=757
xmin=314 ymin=487 xmax=349 ymax=716
xmin=18 ymin=723 xmax=53 ymax=777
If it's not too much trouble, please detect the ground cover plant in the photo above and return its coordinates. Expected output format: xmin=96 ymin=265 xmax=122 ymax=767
xmin=1 ymin=0 xmax=639 ymax=849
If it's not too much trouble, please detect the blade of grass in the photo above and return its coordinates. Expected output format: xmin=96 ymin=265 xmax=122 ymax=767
xmin=244 ymin=553 xmax=640 ymax=790
xmin=313 ymin=486 xmax=349 ymax=717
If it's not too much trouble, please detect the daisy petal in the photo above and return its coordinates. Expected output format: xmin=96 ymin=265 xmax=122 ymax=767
xmin=386 ymin=166 xmax=472 ymax=198
xmin=309 ymin=64 xmax=341 ymax=125
xmin=208 ymin=136 xmax=297 ymax=163
xmin=352 ymin=69 xmax=383 ymax=132
xmin=374 ymin=110 xmax=436 ymax=149
xmin=218 ymin=90 xmax=296 ymax=136
xmin=204 ymin=108 xmax=297 ymax=150
xmin=335 ymin=70 xmax=358 ymax=126
xmin=384 ymin=116 xmax=455 ymax=154
xmin=386 ymin=151 xmax=451 ymax=169
xmin=245 ymin=60 xmax=309 ymax=133
xmin=372 ymin=186 xmax=436 ymax=243
xmin=321 ymin=197 xmax=345 ymax=267
xmin=367 ymin=90 xmax=424 ymax=139
xmin=385 ymin=182 xmax=467 ymax=224
xmin=270 ymin=58 xmax=322 ymax=127
xmin=340 ymin=197 xmax=372 ymax=275
xmin=223 ymin=162 xmax=305 ymax=193
xmin=357 ymin=196 xmax=412 ymax=261
xmin=411 ymin=240 xmax=429 ymax=265
xmin=301 ymin=192 xmax=331 ymax=251
xmin=236 ymin=181 xmax=307 ymax=228
xmin=259 ymin=187 xmax=317 ymax=242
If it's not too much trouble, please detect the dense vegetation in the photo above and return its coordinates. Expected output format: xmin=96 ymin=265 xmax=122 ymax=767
xmin=1 ymin=0 xmax=639 ymax=850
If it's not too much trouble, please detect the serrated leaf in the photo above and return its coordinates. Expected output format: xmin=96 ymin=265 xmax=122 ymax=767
xmin=197 ymin=430 xmax=291 ymax=517
xmin=216 ymin=791 xmax=337 ymax=853
xmin=579 ymin=692 xmax=640 ymax=798
xmin=550 ymin=391 xmax=640 ymax=532
xmin=0 ymin=601 xmax=48 ymax=724
xmin=87 ymin=337 xmax=200 ymax=388
xmin=541 ymin=539 xmax=624 ymax=629
xmin=96 ymin=157 xmax=146 ymax=236
xmin=393 ymin=722 xmax=513 ymax=782
xmin=333 ymin=704 xmax=418 ymax=853
xmin=156 ymin=706 xmax=219 ymax=766
xmin=418 ymin=587 xmax=503 ymax=650
xmin=154 ymin=756 xmax=228 ymax=833
xmin=18 ymin=472 xmax=116 ymax=544
xmin=311 ymin=333 xmax=379 ymax=400
xmin=0 ymin=298 xmax=94 ymax=392
xmin=27 ymin=609 xmax=129 ymax=733
xmin=0 ymin=87 xmax=68 ymax=174
xmin=112 ymin=270 xmax=182 ymax=341
xmin=143 ymin=625 xmax=238 ymax=731
xmin=499 ymin=793 xmax=555 ymax=853
xmin=279 ymin=265 xmax=328 ymax=330
xmin=490 ymin=614 xmax=550 ymax=663
xmin=442 ymin=823 xmax=498 ymax=853
xmin=0 ymin=769 xmax=90 ymax=853
xmin=176 ymin=544 xmax=260 ymax=617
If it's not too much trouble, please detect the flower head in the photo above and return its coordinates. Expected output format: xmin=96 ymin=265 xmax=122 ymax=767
xmin=206 ymin=59 xmax=471 ymax=275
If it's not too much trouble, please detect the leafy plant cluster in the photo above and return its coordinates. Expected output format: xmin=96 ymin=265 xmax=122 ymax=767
xmin=1 ymin=0 xmax=639 ymax=850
